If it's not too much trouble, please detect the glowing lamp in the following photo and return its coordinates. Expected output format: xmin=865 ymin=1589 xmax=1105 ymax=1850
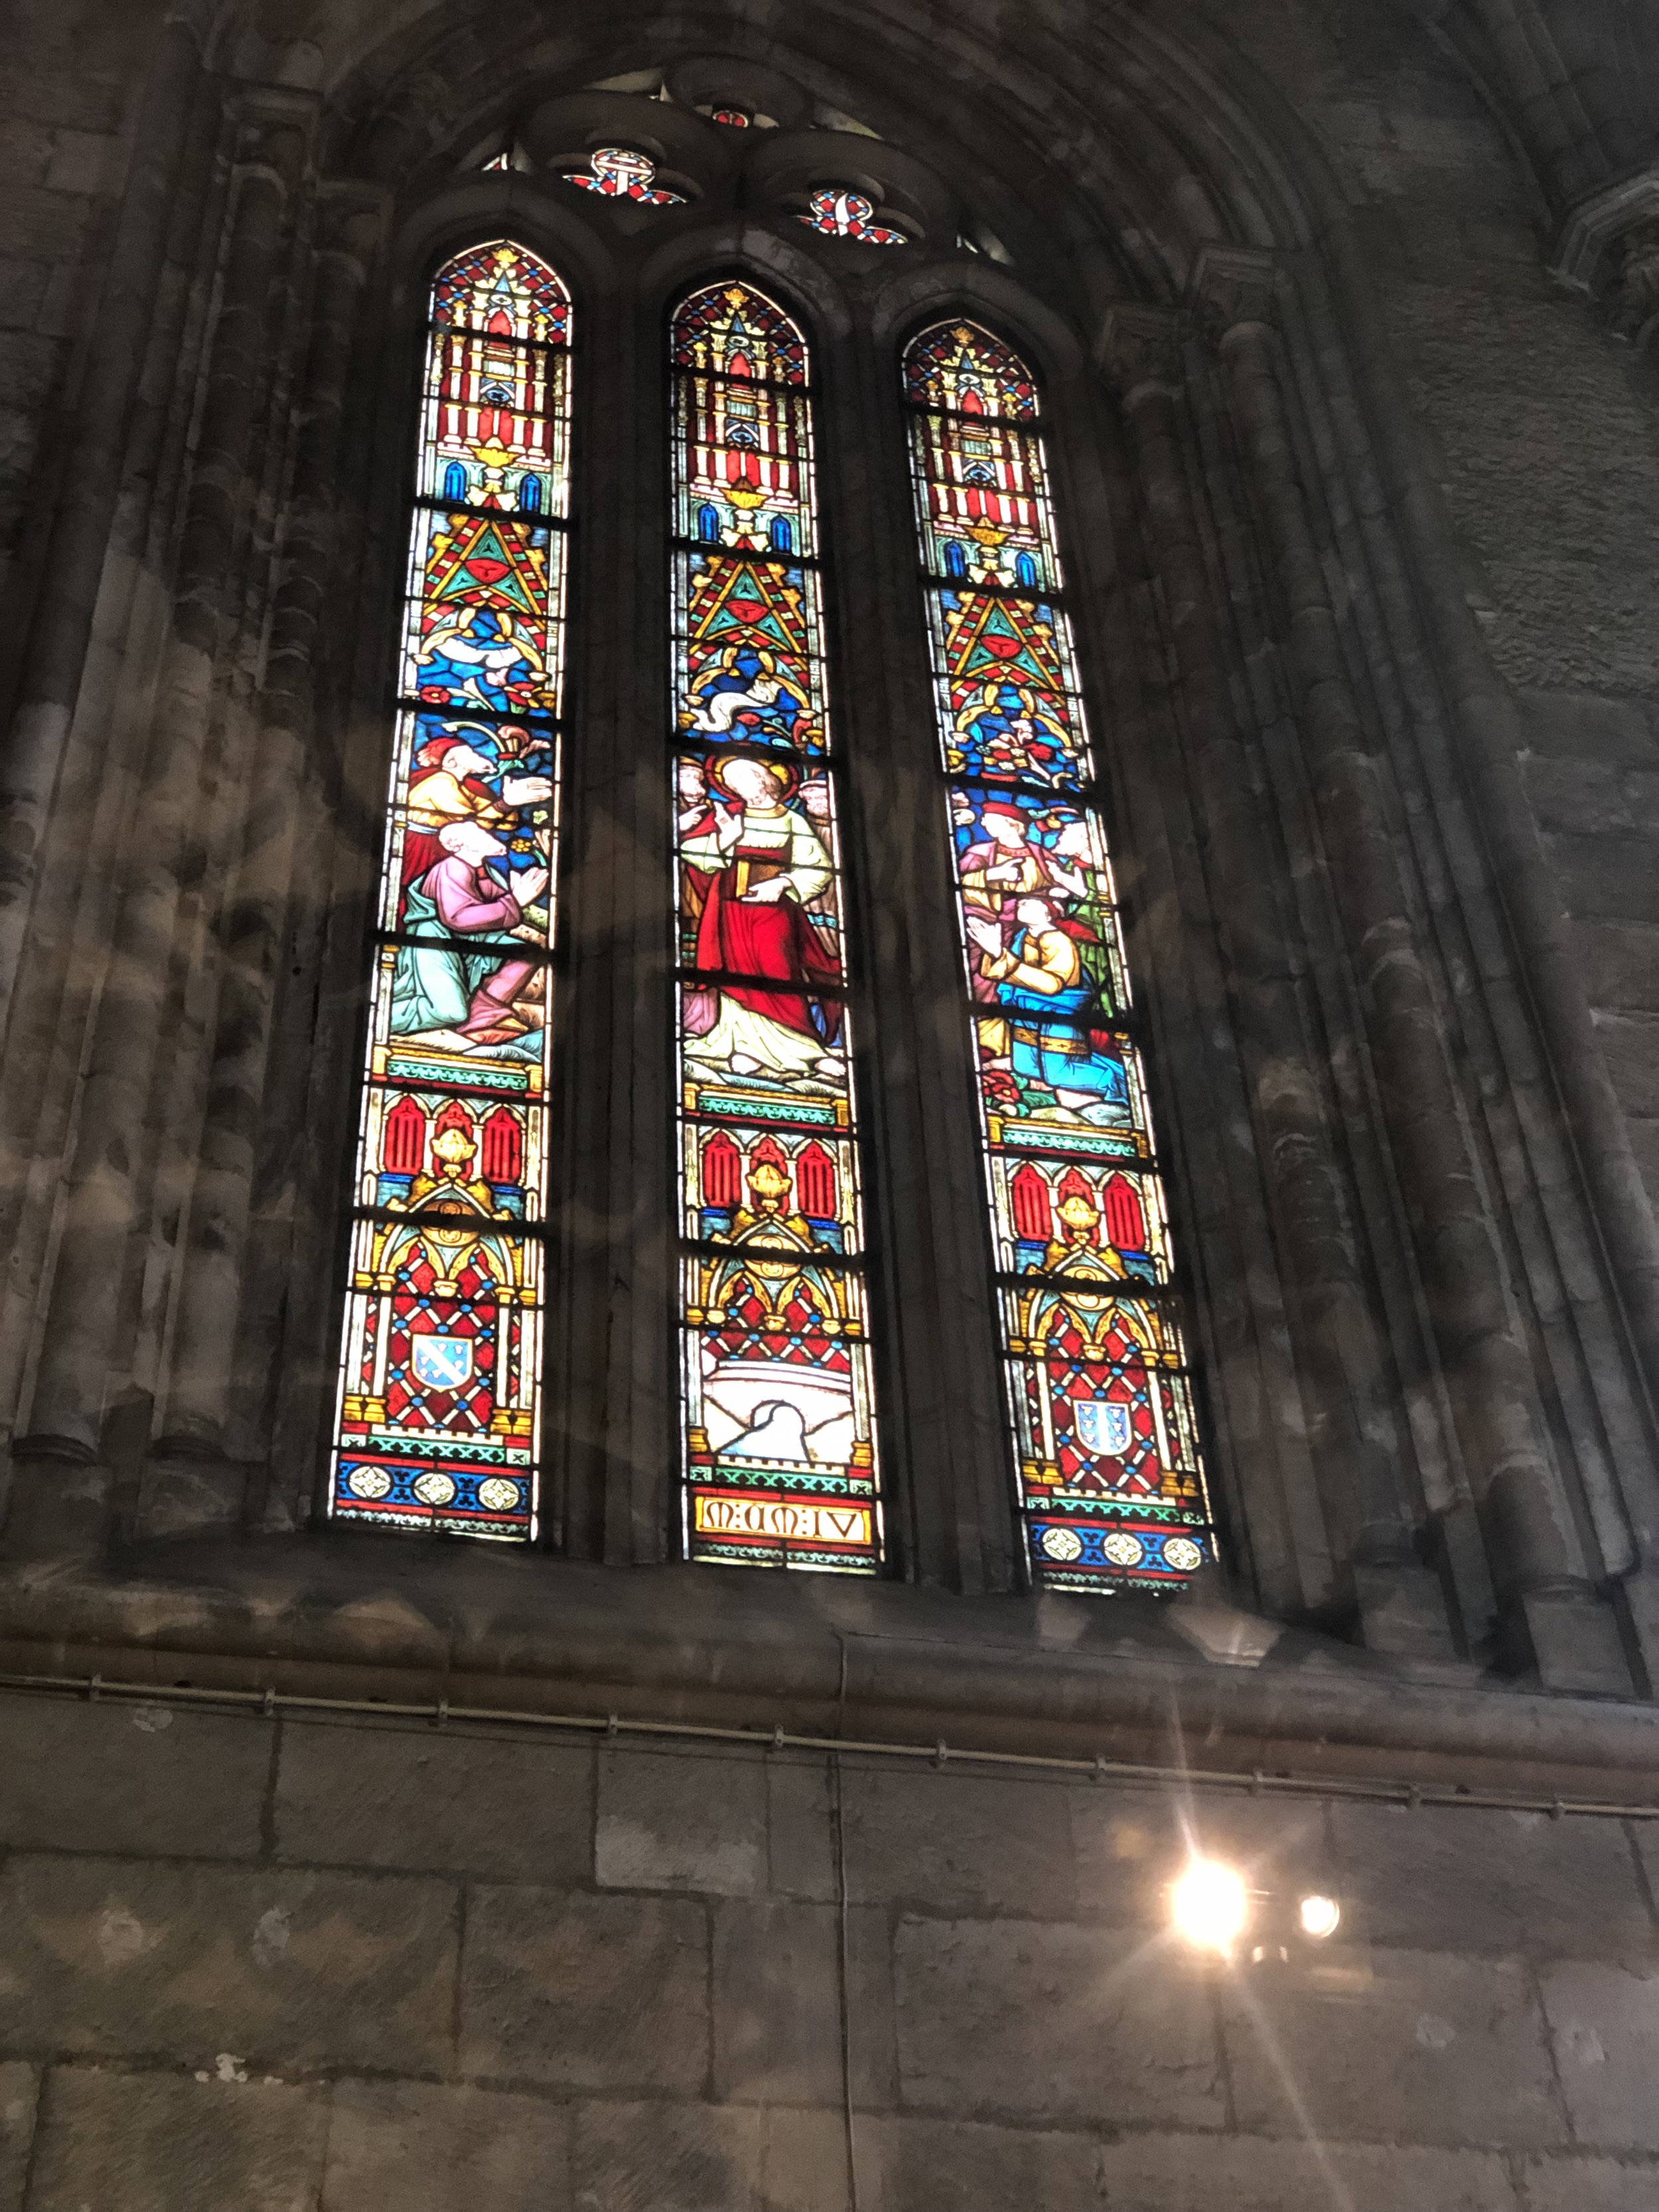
xmin=1299 ymin=1893 xmax=1341 ymax=1941
xmin=1170 ymin=1858 xmax=1249 ymax=1953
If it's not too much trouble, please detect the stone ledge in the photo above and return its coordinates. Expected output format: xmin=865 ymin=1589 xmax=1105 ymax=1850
xmin=3 ymin=1538 xmax=1659 ymax=1799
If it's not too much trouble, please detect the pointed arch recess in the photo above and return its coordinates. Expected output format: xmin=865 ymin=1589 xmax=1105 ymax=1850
xmin=903 ymin=317 xmax=1213 ymax=1592
xmin=671 ymin=279 xmax=882 ymax=1574
xmin=329 ymin=239 xmax=572 ymax=1540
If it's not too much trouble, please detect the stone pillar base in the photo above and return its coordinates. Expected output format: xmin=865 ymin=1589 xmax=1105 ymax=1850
xmin=0 ymin=1447 xmax=114 ymax=1564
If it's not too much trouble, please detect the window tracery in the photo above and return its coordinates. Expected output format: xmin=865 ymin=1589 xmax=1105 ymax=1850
xmin=902 ymin=321 xmax=1213 ymax=1591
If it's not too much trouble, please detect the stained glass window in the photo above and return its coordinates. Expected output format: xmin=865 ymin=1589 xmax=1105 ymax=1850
xmin=566 ymin=147 xmax=685 ymax=204
xmin=798 ymin=188 xmax=908 ymax=245
xmin=903 ymin=321 xmax=1214 ymax=1593
xmin=670 ymin=282 xmax=882 ymax=1573
xmin=328 ymin=241 xmax=571 ymax=1541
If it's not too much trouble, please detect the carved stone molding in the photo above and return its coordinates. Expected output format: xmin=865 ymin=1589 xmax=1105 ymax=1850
xmin=1189 ymin=242 xmax=1280 ymax=340
xmin=1094 ymin=301 xmax=1185 ymax=404
xmin=1550 ymin=162 xmax=1659 ymax=348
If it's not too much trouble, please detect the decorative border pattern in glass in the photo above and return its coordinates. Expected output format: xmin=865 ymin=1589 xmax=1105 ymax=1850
xmin=902 ymin=320 xmax=1213 ymax=1593
xmin=671 ymin=281 xmax=882 ymax=1573
xmin=328 ymin=241 xmax=572 ymax=1540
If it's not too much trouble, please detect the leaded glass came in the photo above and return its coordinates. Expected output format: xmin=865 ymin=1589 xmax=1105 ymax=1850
xmin=903 ymin=320 xmax=1214 ymax=1593
xmin=328 ymin=242 xmax=571 ymax=1541
xmin=670 ymin=282 xmax=883 ymax=1573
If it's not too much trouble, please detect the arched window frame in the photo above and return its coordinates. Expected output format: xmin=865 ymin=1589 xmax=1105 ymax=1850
xmin=300 ymin=103 xmax=1223 ymax=1598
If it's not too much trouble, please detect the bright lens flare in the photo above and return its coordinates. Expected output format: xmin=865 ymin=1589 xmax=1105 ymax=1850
xmin=1171 ymin=1858 xmax=1249 ymax=1953
xmin=1299 ymin=1892 xmax=1341 ymax=1940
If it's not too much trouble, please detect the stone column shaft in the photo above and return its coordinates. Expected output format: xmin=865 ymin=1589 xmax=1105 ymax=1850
xmin=159 ymin=204 xmax=378 ymax=1457
xmin=1106 ymin=317 xmax=1419 ymax=1580
xmin=1216 ymin=307 xmax=1579 ymax=1606
xmin=0 ymin=17 xmax=204 ymax=1057
xmin=23 ymin=116 xmax=305 ymax=1459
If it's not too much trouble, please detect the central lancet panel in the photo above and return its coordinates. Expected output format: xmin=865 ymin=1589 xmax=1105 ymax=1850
xmin=670 ymin=281 xmax=883 ymax=1572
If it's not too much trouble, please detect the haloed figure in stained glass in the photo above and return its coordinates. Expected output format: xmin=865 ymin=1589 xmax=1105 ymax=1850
xmin=672 ymin=281 xmax=881 ymax=1574
xmin=905 ymin=317 xmax=1213 ymax=1593
xmin=678 ymin=754 xmax=843 ymax=1090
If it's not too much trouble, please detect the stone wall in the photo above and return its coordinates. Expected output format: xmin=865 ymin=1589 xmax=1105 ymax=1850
xmin=1 ymin=1686 xmax=1657 ymax=2209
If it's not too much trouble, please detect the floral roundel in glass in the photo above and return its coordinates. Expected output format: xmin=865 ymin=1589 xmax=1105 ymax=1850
xmin=903 ymin=319 xmax=1214 ymax=1594
xmin=670 ymin=282 xmax=882 ymax=1574
xmin=328 ymin=242 xmax=572 ymax=1541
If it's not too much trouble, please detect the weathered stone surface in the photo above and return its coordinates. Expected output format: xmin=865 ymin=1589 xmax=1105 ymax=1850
xmin=840 ymin=1765 xmax=1076 ymax=1917
xmin=860 ymin=2115 xmax=1100 ymax=2212
xmin=572 ymin=2099 xmax=762 ymax=2212
xmin=1517 ymin=2155 xmax=1659 ymax=2209
xmin=0 ymin=2063 xmax=37 ymax=2212
xmin=322 ymin=2080 xmax=571 ymax=2212
xmin=461 ymin=1887 xmax=708 ymax=2091
xmin=1092 ymin=2132 xmax=1518 ymax=2210
xmin=0 ymin=1694 xmax=268 ymax=1858
xmin=758 ymin=2107 xmax=851 ymax=2212
xmin=1540 ymin=832 xmax=1659 ymax=925
xmin=597 ymin=1747 xmax=766 ymax=1896
xmin=893 ymin=1915 xmax=1224 ymax=2128
xmin=1566 ymin=921 xmax=1659 ymax=1013
xmin=1592 ymin=1011 xmax=1659 ymax=1118
xmin=712 ymin=1897 xmax=895 ymax=2107
xmin=766 ymin=1757 xmax=837 ymax=1901
xmin=0 ymin=1855 xmax=458 ymax=2072
xmin=275 ymin=1717 xmax=591 ymax=1883
xmin=25 ymin=2067 xmax=328 ymax=2212
xmin=1538 ymin=1963 xmax=1659 ymax=2150
xmin=1220 ymin=1947 xmax=1563 ymax=2148
xmin=1328 ymin=1801 xmax=1656 ymax=1959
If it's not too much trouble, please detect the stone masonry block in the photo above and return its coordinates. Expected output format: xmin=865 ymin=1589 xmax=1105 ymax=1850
xmin=322 ymin=2080 xmax=571 ymax=2212
xmin=42 ymin=129 xmax=124 ymax=196
xmin=0 ymin=1855 xmax=457 ymax=2073
xmin=893 ymin=1915 xmax=1224 ymax=2129
xmin=1092 ymin=2132 xmax=1517 ymax=2211
xmin=275 ymin=1717 xmax=591 ymax=1883
xmin=1517 ymin=692 xmax=1658 ymax=767
xmin=839 ymin=1764 xmax=1075 ymax=1917
xmin=0 ymin=2063 xmax=38 ymax=2212
xmin=712 ymin=1897 xmax=895 ymax=2108
xmin=1544 ymin=833 xmax=1659 ymax=925
xmin=1329 ymin=1801 xmax=1656 ymax=1960
xmin=25 ymin=2067 xmax=328 ymax=2212
xmin=1221 ymin=1947 xmax=1563 ymax=2149
xmin=573 ymin=2099 xmax=762 ymax=2212
xmin=0 ymin=258 xmax=50 ymax=332
xmin=461 ymin=1887 xmax=708 ymax=2092
xmin=758 ymin=2107 xmax=851 ymax=2212
xmin=1538 ymin=1962 xmax=1659 ymax=2150
xmin=1522 ymin=755 xmax=1630 ymax=835
xmin=0 ymin=1692 xmax=269 ymax=1858
xmin=1569 ymin=921 xmax=1659 ymax=1012
xmin=597 ymin=1747 xmax=765 ymax=1895
xmin=1518 ymin=2155 xmax=1659 ymax=2209
xmin=766 ymin=1757 xmax=837 ymax=1901
xmin=861 ymin=2115 xmax=1100 ymax=2212
xmin=1591 ymin=1011 xmax=1659 ymax=1119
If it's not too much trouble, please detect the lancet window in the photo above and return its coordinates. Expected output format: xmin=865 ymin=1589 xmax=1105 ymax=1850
xmin=902 ymin=320 xmax=1213 ymax=1591
xmin=670 ymin=282 xmax=883 ymax=1573
xmin=328 ymin=241 xmax=571 ymax=1540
